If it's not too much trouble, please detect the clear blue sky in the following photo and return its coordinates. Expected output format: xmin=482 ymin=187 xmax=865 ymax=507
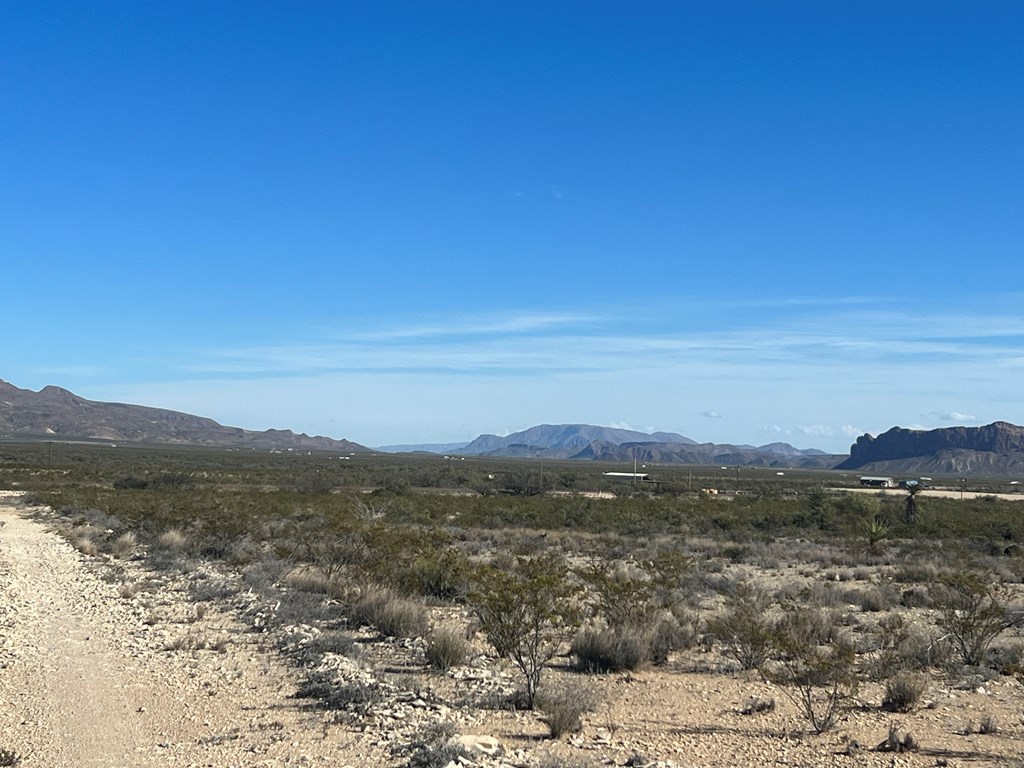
xmin=2 ymin=2 xmax=1022 ymax=453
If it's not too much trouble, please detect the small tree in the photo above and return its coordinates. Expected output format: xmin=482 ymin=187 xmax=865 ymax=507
xmin=468 ymin=553 xmax=581 ymax=708
xmin=934 ymin=571 xmax=1013 ymax=668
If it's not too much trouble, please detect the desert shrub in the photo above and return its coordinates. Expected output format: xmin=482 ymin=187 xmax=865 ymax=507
xmin=571 ymin=626 xmax=648 ymax=672
xmin=706 ymin=583 xmax=773 ymax=671
xmin=932 ymin=571 xmax=1013 ymax=668
xmin=398 ymin=721 xmax=470 ymax=768
xmin=764 ymin=608 xmax=858 ymax=734
xmin=856 ymin=514 xmax=891 ymax=552
xmin=283 ymin=566 xmax=335 ymax=595
xmin=468 ymin=552 xmax=581 ymax=709
xmin=0 ymin=747 xmax=21 ymax=766
xmin=845 ymin=586 xmax=894 ymax=613
xmin=899 ymin=586 xmax=930 ymax=608
xmin=425 ymin=627 xmax=470 ymax=672
xmin=73 ymin=536 xmax=99 ymax=556
xmin=113 ymin=475 xmax=150 ymax=490
xmin=536 ymin=681 xmax=598 ymax=738
xmin=881 ymin=673 xmax=926 ymax=712
xmin=985 ymin=642 xmax=1024 ymax=676
xmin=157 ymin=527 xmax=188 ymax=551
xmin=578 ymin=561 xmax=656 ymax=629
xmin=650 ymin=613 xmax=697 ymax=662
xmin=410 ymin=547 xmax=471 ymax=602
xmin=293 ymin=671 xmax=382 ymax=715
xmin=109 ymin=531 xmax=138 ymax=558
xmin=868 ymin=614 xmax=936 ymax=679
xmin=351 ymin=585 xmax=429 ymax=639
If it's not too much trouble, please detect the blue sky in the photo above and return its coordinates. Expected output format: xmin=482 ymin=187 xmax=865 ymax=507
xmin=2 ymin=2 xmax=1022 ymax=453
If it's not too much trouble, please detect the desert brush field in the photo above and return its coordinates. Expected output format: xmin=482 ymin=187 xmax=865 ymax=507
xmin=2 ymin=444 xmax=1024 ymax=767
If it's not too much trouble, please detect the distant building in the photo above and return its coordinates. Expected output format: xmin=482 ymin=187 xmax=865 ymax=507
xmin=602 ymin=472 xmax=649 ymax=481
xmin=859 ymin=476 xmax=895 ymax=488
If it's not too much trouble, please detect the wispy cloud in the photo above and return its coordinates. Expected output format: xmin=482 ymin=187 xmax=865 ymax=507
xmin=104 ymin=295 xmax=1024 ymax=453
xmin=925 ymin=411 xmax=977 ymax=423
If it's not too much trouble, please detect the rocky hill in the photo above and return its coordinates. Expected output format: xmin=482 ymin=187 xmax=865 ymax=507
xmin=455 ymin=423 xmax=836 ymax=466
xmin=836 ymin=421 xmax=1024 ymax=475
xmin=460 ymin=424 xmax=697 ymax=457
xmin=571 ymin=440 xmax=841 ymax=468
xmin=0 ymin=379 xmax=369 ymax=452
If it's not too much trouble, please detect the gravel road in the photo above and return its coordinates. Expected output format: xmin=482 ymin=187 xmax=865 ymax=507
xmin=0 ymin=491 xmax=367 ymax=767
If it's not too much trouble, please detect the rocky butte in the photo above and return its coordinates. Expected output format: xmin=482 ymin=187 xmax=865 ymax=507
xmin=836 ymin=421 xmax=1024 ymax=475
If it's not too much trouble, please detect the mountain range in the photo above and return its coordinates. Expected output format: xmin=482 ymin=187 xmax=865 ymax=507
xmin=5 ymin=378 xmax=1024 ymax=476
xmin=0 ymin=379 xmax=369 ymax=453
xmin=386 ymin=423 xmax=840 ymax=468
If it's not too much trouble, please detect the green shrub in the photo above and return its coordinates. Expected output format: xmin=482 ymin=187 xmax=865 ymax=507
xmin=468 ymin=553 xmax=581 ymax=709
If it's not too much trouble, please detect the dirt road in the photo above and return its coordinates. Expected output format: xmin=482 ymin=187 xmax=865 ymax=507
xmin=0 ymin=491 xmax=368 ymax=767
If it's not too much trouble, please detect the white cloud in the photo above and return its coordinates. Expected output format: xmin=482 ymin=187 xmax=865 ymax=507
xmin=797 ymin=424 xmax=835 ymax=437
xmin=604 ymin=421 xmax=637 ymax=431
xmin=841 ymin=424 xmax=864 ymax=437
xmin=701 ymin=410 xmax=722 ymax=419
xmin=925 ymin=411 xmax=977 ymax=423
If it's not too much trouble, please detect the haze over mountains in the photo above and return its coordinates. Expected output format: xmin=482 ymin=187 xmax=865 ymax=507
xmin=4 ymin=378 xmax=1024 ymax=476
xmin=394 ymin=424 xmax=842 ymax=469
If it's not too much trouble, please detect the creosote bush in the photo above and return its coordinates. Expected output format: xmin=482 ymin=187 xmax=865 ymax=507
xmin=468 ymin=552 xmax=581 ymax=709
xmin=763 ymin=608 xmax=858 ymax=734
xmin=933 ymin=570 xmax=1014 ymax=669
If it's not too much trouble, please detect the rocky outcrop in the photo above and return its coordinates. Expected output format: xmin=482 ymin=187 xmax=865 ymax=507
xmin=836 ymin=422 xmax=1024 ymax=474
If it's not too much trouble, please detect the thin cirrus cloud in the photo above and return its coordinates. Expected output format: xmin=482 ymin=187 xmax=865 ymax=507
xmin=179 ymin=303 xmax=1024 ymax=380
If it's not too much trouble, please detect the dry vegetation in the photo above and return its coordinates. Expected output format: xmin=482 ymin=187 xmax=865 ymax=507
xmin=4 ymin=442 xmax=1024 ymax=766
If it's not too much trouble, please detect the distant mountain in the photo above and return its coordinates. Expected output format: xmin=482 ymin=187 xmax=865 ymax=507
xmin=571 ymin=440 xmax=841 ymax=468
xmin=460 ymin=424 xmax=697 ymax=458
xmin=455 ymin=423 xmax=837 ymax=466
xmin=377 ymin=442 xmax=469 ymax=454
xmin=836 ymin=421 xmax=1024 ymax=475
xmin=0 ymin=379 xmax=369 ymax=452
